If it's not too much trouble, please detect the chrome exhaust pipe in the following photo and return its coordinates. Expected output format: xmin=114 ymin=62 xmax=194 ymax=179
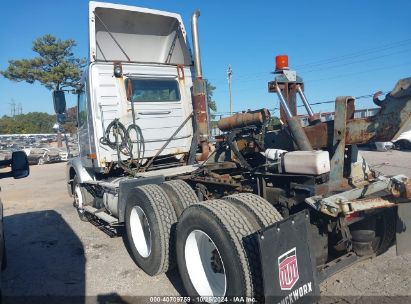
xmin=190 ymin=10 xmax=209 ymax=161
xmin=191 ymin=10 xmax=202 ymax=78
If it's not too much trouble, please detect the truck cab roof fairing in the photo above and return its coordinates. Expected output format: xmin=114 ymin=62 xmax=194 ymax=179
xmin=89 ymin=1 xmax=192 ymax=65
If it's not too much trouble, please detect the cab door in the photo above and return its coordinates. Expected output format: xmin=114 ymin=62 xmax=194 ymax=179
xmin=77 ymin=80 xmax=93 ymax=167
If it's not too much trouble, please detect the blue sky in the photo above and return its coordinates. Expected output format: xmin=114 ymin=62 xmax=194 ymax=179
xmin=0 ymin=0 xmax=410 ymax=117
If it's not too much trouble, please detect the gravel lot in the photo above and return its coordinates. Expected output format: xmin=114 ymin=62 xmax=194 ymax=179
xmin=1 ymin=149 xmax=410 ymax=302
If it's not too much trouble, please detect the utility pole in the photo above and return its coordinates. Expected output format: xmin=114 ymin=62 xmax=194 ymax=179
xmin=227 ymin=65 xmax=233 ymax=115
xmin=9 ymin=99 xmax=16 ymax=117
xmin=17 ymin=103 xmax=22 ymax=115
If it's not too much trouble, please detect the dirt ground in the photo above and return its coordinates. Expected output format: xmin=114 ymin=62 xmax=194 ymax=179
xmin=1 ymin=149 xmax=411 ymax=302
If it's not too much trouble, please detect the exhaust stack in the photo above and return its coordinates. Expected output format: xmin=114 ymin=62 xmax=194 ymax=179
xmin=191 ymin=10 xmax=209 ymax=160
xmin=191 ymin=11 xmax=203 ymax=79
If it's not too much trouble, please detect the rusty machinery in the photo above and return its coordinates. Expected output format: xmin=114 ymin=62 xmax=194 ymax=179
xmin=191 ymin=55 xmax=411 ymax=236
xmin=186 ymin=56 xmax=411 ymax=270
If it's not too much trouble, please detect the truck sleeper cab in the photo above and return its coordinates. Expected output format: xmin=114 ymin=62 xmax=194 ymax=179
xmin=76 ymin=1 xmax=195 ymax=174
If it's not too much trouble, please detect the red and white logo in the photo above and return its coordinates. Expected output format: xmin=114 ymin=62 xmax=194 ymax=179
xmin=278 ymin=247 xmax=299 ymax=290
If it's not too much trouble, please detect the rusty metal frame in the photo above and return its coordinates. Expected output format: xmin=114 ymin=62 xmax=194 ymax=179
xmin=305 ymin=174 xmax=410 ymax=217
xmin=268 ymin=74 xmax=302 ymax=122
xmin=329 ymin=97 xmax=352 ymax=182
xmin=303 ymin=79 xmax=411 ymax=149
xmin=226 ymin=130 xmax=252 ymax=170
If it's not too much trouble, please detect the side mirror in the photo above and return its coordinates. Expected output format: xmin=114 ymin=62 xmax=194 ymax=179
xmin=53 ymin=90 xmax=66 ymax=114
xmin=0 ymin=151 xmax=29 ymax=179
xmin=125 ymin=78 xmax=133 ymax=101
xmin=11 ymin=151 xmax=29 ymax=179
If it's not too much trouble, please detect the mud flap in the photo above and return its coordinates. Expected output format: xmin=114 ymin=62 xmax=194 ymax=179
xmin=258 ymin=210 xmax=320 ymax=304
xmin=396 ymin=203 xmax=411 ymax=255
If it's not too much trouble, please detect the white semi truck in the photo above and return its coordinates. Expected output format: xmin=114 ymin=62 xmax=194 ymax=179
xmin=54 ymin=2 xmax=411 ymax=302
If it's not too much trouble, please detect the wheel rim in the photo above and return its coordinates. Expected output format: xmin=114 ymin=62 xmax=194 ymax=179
xmin=74 ymin=184 xmax=83 ymax=209
xmin=185 ymin=230 xmax=227 ymax=297
xmin=38 ymin=158 xmax=44 ymax=165
xmin=130 ymin=206 xmax=152 ymax=258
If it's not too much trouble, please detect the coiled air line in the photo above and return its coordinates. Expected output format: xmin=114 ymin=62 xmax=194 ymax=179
xmin=100 ymin=96 xmax=145 ymax=176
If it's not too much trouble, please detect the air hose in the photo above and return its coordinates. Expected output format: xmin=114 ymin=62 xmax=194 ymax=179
xmin=100 ymin=119 xmax=145 ymax=176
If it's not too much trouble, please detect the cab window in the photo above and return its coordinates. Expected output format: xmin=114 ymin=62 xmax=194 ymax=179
xmin=127 ymin=79 xmax=180 ymax=102
xmin=77 ymin=88 xmax=87 ymax=127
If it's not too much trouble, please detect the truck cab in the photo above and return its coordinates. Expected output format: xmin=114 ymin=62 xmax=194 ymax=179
xmin=75 ymin=1 xmax=197 ymax=175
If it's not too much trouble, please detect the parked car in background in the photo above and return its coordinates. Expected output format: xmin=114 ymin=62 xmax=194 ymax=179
xmin=0 ymin=151 xmax=10 ymax=162
xmin=367 ymin=125 xmax=411 ymax=152
xmin=24 ymin=148 xmax=62 ymax=165
xmin=393 ymin=126 xmax=411 ymax=150
xmin=59 ymin=150 xmax=69 ymax=161
xmin=371 ymin=141 xmax=395 ymax=152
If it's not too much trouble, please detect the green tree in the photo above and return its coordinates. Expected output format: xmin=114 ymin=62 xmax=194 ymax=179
xmin=1 ymin=34 xmax=86 ymax=90
xmin=63 ymin=106 xmax=78 ymax=135
xmin=0 ymin=112 xmax=56 ymax=134
xmin=205 ymin=79 xmax=217 ymax=112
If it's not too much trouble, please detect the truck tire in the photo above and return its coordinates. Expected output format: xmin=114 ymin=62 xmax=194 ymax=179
xmin=73 ymin=175 xmax=92 ymax=222
xmin=350 ymin=208 xmax=396 ymax=256
xmin=160 ymin=180 xmax=199 ymax=217
xmin=176 ymin=200 xmax=263 ymax=299
xmin=373 ymin=208 xmax=396 ymax=255
xmin=125 ymin=184 xmax=177 ymax=276
xmin=222 ymin=193 xmax=283 ymax=229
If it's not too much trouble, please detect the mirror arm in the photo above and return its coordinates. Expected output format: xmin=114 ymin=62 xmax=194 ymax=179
xmin=0 ymin=159 xmax=11 ymax=167
xmin=0 ymin=172 xmax=13 ymax=180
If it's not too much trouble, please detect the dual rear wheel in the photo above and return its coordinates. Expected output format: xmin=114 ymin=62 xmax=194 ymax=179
xmin=124 ymin=184 xmax=283 ymax=298
xmin=124 ymin=180 xmax=199 ymax=276
xmin=176 ymin=194 xmax=283 ymax=298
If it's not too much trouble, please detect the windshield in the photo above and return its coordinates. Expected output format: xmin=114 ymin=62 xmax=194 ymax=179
xmin=127 ymin=78 xmax=180 ymax=102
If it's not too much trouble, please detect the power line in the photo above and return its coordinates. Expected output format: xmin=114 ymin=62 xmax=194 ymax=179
xmin=216 ymin=48 xmax=410 ymax=87
xmin=305 ymin=61 xmax=411 ymax=83
xmin=294 ymin=38 xmax=411 ymax=69
xmin=301 ymin=91 xmax=389 ymax=107
xmin=214 ymin=60 xmax=409 ymax=94
xmin=212 ymin=90 xmax=389 ymax=116
xmin=299 ymin=48 xmax=411 ymax=74
xmin=208 ymin=37 xmax=411 ymax=86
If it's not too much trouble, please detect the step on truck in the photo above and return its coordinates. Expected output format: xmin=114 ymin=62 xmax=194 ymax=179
xmin=52 ymin=1 xmax=411 ymax=302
